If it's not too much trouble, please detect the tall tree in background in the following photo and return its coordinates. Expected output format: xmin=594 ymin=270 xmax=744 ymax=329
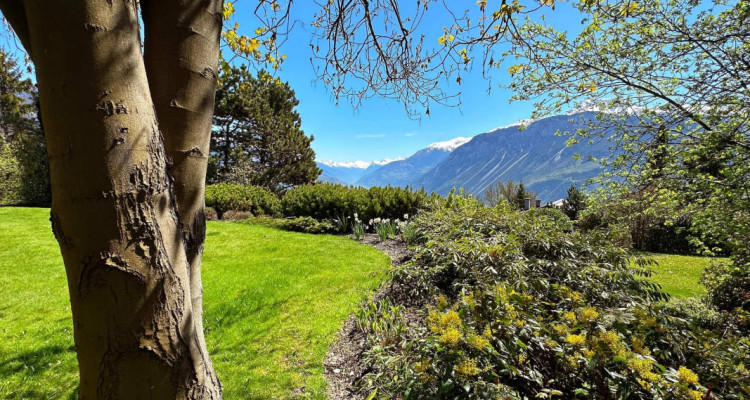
xmin=0 ymin=49 xmax=48 ymax=206
xmin=514 ymin=182 xmax=538 ymax=210
xmin=562 ymin=184 xmax=586 ymax=221
xmin=210 ymin=66 xmax=320 ymax=193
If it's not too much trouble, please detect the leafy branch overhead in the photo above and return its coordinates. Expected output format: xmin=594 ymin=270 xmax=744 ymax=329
xmin=223 ymin=0 xmax=555 ymax=117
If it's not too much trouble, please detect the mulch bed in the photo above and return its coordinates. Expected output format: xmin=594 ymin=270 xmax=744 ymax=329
xmin=323 ymin=234 xmax=413 ymax=400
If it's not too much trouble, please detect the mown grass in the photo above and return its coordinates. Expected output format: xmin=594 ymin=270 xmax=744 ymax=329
xmin=0 ymin=207 xmax=389 ymax=399
xmin=640 ymin=252 xmax=729 ymax=299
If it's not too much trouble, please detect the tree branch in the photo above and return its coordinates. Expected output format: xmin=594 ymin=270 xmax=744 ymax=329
xmin=0 ymin=0 xmax=32 ymax=55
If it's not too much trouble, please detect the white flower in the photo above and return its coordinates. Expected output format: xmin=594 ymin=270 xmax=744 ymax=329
xmin=374 ymin=218 xmax=381 ymax=224
xmin=354 ymin=213 xmax=358 ymax=218
xmin=404 ymin=214 xmax=409 ymax=219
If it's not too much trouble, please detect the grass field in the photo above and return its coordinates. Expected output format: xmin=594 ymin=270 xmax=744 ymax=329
xmin=0 ymin=207 xmax=390 ymax=399
xmin=640 ymin=252 xmax=728 ymax=299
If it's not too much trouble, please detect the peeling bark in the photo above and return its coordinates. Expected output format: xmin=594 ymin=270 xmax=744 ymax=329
xmin=0 ymin=0 xmax=222 ymax=397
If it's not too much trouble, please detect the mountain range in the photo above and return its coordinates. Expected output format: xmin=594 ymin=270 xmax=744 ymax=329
xmin=316 ymin=112 xmax=611 ymax=201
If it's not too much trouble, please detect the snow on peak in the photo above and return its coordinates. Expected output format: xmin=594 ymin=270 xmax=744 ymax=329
xmin=426 ymin=137 xmax=472 ymax=151
xmin=319 ymin=157 xmax=405 ymax=169
xmin=488 ymin=118 xmax=537 ymax=132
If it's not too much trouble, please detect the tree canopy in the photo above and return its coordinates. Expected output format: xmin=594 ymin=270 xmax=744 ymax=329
xmin=210 ymin=65 xmax=320 ymax=193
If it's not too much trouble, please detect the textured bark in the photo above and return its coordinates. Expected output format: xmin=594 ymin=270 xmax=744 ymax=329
xmin=2 ymin=0 xmax=222 ymax=397
xmin=142 ymin=0 xmax=223 ymax=392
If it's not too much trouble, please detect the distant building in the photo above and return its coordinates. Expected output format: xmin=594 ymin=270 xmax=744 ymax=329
xmin=550 ymin=199 xmax=565 ymax=208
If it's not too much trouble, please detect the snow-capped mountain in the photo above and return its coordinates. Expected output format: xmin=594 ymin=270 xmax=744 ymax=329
xmin=355 ymin=137 xmax=473 ymax=188
xmin=315 ymin=112 xmax=612 ymax=201
xmin=413 ymin=112 xmax=610 ymax=201
xmin=316 ymin=158 xmax=404 ymax=184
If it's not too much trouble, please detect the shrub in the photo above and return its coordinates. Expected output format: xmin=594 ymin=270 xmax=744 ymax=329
xmin=280 ymin=183 xmax=428 ymax=223
xmin=221 ymin=210 xmax=253 ymax=221
xmin=280 ymin=216 xmax=336 ymax=234
xmin=205 ymin=183 xmax=280 ymax=217
xmin=204 ymin=207 xmax=218 ymax=221
xmin=355 ymin=196 xmax=749 ymax=400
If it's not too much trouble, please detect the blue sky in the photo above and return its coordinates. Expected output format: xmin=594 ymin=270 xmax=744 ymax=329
xmin=0 ymin=1 xmax=585 ymax=163
xmin=224 ymin=1 xmax=588 ymax=163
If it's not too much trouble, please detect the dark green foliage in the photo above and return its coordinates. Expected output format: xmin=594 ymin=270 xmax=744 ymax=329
xmin=239 ymin=216 xmax=337 ymax=234
xmin=562 ymin=184 xmax=585 ymax=221
xmin=702 ymin=261 xmax=750 ymax=312
xmin=0 ymin=50 xmax=49 ymax=206
xmin=355 ymin=196 xmax=749 ymax=399
xmin=514 ymin=182 xmax=527 ymax=210
xmin=204 ymin=207 xmax=218 ymax=221
xmin=204 ymin=183 xmax=280 ymax=217
xmin=210 ymin=66 xmax=320 ymax=193
xmin=280 ymin=183 xmax=427 ymax=223
xmin=279 ymin=216 xmax=336 ymax=234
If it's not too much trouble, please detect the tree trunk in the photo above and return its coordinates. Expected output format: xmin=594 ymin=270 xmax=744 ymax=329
xmin=2 ymin=0 xmax=222 ymax=397
xmin=142 ymin=0 xmax=223 ymax=392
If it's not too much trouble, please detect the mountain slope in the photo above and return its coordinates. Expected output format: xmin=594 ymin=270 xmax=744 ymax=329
xmin=316 ymin=161 xmax=391 ymax=185
xmin=356 ymin=137 xmax=471 ymax=187
xmin=414 ymin=112 xmax=610 ymax=201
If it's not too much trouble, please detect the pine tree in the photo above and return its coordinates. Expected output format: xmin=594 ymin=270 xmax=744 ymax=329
xmin=211 ymin=66 xmax=320 ymax=193
xmin=562 ymin=184 xmax=586 ymax=220
xmin=515 ymin=182 xmax=527 ymax=210
xmin=0 ymin=49 xmax=48 ymax=206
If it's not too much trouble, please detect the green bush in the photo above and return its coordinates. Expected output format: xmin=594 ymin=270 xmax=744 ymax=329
xmin=205 ymin=183 xmax=280 ymax=217
xmin=280 ymin=216 xmax=336 ymax=234
xmin=355 ymin=196 xmax=750 ymax=400
xmin=280 ymin=183 xmax=428 ymax=223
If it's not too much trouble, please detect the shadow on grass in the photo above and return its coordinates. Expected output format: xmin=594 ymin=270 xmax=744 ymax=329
xmin=0 ymin=344 xmax=78 ymax=399
xmin=0 ymin=344 xmax=75 ymax=377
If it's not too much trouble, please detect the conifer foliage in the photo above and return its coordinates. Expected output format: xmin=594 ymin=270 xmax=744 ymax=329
xmin=0 ymin=49 xmax=48 ymax=206
xmin=210 ymin=65 xmax=320 ymax=194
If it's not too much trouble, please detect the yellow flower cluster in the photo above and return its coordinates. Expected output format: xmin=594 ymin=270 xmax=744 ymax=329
xmin=632 ymin=337 xmax=651 ymax=355
xmin=562 ymin=312 xmax=577 ymax=324
xmin=427 ymin=310 xmax=463 ymax=347
xmin=553 ymin=324 xmax=569 ymax=337
xmin=482 ymin=325 xmax=493 ymax=338
xmin=578 ymin=307 xmax=599 ymax=323
xmin=468 ymin=334 xmax=490 ymax=350
xmin=565 ymin=334 xmax=586 ymax=347
xmin=454 ymin=358 xmax=480 ymax=377
xmin=440 ymin=328 xmax=461 ymax=346
xmin=462 ymin=291 xmax=477 ymax=308
xmin=598 ymin=330 xmax=626 ymax=355
xmin=437 ymin=295 xmax=449 ymax=310
xmin=677 ymin=366 xmax=699 ymax=385
xmin=627 ymin=356 xmax=661 ymax=383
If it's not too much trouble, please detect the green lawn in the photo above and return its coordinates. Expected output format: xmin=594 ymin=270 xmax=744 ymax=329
xmin=0 ymin=207 xmax=389 ymax=399
xmin=640 ymin=252 xmax=728 ymax=298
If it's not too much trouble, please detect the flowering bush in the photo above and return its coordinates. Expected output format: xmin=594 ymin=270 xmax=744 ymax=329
xmin=355 ymin=196 xmax=750 ymax=399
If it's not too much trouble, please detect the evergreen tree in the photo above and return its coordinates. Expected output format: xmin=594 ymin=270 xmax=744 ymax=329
xmin=562 ymin=184 xmax=586 ymax=221
xmin=0 ymin=50 xmax=48 ymax=206
xmin=514 ymin=182 xmax=527 ymax=210
xmin=211 ymin=66 xmax=320 ymax=193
